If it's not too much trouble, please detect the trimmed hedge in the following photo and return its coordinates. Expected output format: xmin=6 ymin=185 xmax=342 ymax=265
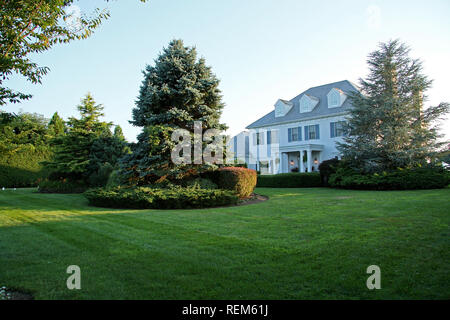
xmin=84 ymin=186 xmax=238 ymax=209
xmin=256 ymin=172 xmax=322 ymax=188
xmin=0 ymin=148 xmax=51 ymax=188
xmin=329 ymin=166 xmax=450 ymax=190
xmin=38 ymin=179 xmax=88 ymax=193
xmin=216 ymin=167 xmax=257 ymax=198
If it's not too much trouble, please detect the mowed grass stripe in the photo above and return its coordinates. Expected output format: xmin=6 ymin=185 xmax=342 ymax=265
xmin=0 ymin=188 xmax=449 ymax=299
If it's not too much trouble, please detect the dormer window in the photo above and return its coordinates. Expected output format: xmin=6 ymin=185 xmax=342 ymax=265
xmin=327 ymin=88 xmax=347 ymax=108
xmin=299 ymin=94 xmax=319 ymax=113
xmin=274 ymin=99 xmax=293 ymax=117
xmin=330 ymin=92 xmax=339 ymax=107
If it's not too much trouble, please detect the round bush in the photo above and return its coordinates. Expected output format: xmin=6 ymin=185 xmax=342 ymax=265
xmin=216 ymin=167 xmax=257 ymax=199
xmin=84 ymin=186 xmax=238 ymax=209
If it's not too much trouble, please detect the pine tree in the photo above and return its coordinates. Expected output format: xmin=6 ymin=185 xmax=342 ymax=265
xmin=121 ymin=39 xmax=228 ymax=184
xmin=88 ymin=128 xmax=131 ymax=187
xmin=338 ymin=40 xmax=449 ymax=172
xmin=43 ymin=93 xmax=112 ymax=182
xmin=113 ymin=125 xmax=125 ymax=140
xmin=48 ymin=112 xmax=66 ymax=137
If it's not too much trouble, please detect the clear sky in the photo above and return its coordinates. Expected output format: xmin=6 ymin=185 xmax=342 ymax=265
xmin=4 ymin=0 xmax=450 ymax=142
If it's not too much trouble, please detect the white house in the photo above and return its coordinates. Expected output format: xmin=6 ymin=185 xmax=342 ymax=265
xmin=229 ymin=80 xmax=359 ymax=174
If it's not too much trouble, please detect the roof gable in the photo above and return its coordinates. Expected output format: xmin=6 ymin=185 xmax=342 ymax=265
xmin=246 ymin=80 xmax=359 ymax=129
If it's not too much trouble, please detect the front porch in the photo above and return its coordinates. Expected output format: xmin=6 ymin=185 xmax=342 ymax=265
xmin=280 ymin=144 xmax=324 ymax=173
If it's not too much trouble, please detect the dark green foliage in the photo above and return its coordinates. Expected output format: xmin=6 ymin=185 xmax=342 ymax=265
xmin=42 ymin=94 xmax=110 ymax=182
xmin=119 ymin=125 xmax=174 ymax=185
xmin=105 ymin=170 xmax=124 ymax=189
xmin=41 ymin=93 xmax=127 ymax=188
xmin=216 ymin=167 xmax=257 ymax=198
xmin=0 ymin=112 xmax=54 ymax=187
xmin=0 ymin=150 xmax=51 ymax=188
xmin=120 ymin=39 xmax=228 ymax=185
xmin=84 ymin=186 xmax=238 ymax=209
xmin=88 ymin=162 xmax=114 ymax=188
xmin=329 ymin=166 xmax=450 ymax=190
xmin=438 ymin=149 xmax=450 ymax=164
xmin=256 ymin=172 xmax=322 ymax=188
xmin=38 ymin=179 xmax=88 ymax=193
xmin=184 ymin=177 xmax=218 ymax=190
xmin=87 ymin=133 xmax=130 ymax=187
xmin=338 ymin=40 xmax=449 ymax=173
xmin=318 ymin=157 xmax=341 ymax=186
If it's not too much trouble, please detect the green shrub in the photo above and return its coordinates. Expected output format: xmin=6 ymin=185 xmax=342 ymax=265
xmin=105 ymin=169 xmax=123 ymax=189
xmin=38 ymin=179 xmax=88 ymax=193
xmin=256 ymin=172 xmax=322 ymax=188
xmin=88 ymin=163 xmax=114 ymax=187
xmin=84 ymin=186 xmax=238 ymax=209
xmin=0 ymin=147 xmax=51 ymax=188
xmin=216 ymin=167 xmax=257 ymax=198
xmin=184 ymin=177 xmax=218 ymax=190
xmin=329 ymin=166 xmax=450 ymax=190
xmin=318 ymin=158 xmax=340 ymax=186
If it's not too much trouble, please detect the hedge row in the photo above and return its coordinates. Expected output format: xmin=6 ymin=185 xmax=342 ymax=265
xmin=38 ymin=179 xmax=88 ymax=193
xmin=329 ymin=166 xmax=450 ymax=190
xmin=256 ymin=172 xmax=322 ymax=188
xmin=0 ymin=147 xmax=51 ymax=188
xmin=84 ymin=186 xmax=239 ymax=209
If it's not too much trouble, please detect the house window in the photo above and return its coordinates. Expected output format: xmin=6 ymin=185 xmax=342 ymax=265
xmin=291 ymin=127 xmax=299 ymax=141
xmin=330 ymin=92 xmax=339 ymax=107
xmin=330 ymin=121 xmax=347 ymax=138
xmin=256 ymin=132 xmax=265 ymax=145
xmin=288 ymin=126 xmax=302 ymax=142
xmin=266 ymin=130 xmax=279 ymax=145
xmin=304 ymin=124 xmax=320 ymax=140
xmin=253 ymin=132 xmax=265 ymax=146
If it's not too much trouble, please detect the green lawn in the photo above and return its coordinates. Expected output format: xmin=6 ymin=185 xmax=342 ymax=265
xmin=0 ymin=187 xmax=449 ymax=299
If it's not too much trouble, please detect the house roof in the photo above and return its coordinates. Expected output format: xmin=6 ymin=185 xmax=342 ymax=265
xmin=278 ymin=99 xmax=293 ymax=105
xmin=246 ymin=80 xmax=359 ymax=129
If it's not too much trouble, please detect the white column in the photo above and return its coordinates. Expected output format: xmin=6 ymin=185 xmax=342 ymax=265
xmin=318 ymin=151 xmax=322 ymax=169
xmin=307 ymin=149 xmax=312 ymax=173
xmin=282 ymin=152 xmax=288 ymax=173
xmin=299 ymin=150 xmax=304 ymax=173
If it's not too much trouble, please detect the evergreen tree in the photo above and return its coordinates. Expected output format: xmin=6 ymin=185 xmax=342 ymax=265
xmin=113 ymin=125 xmax=125 ymax=140
xmin=43 ymin=93 xmax=112 ymax=182
xmin=88 ymin=128 xmax=131 ymax=187
xmin=121 ymin=39 xmax=227 ymax=184
xmin=338 ymin=40 xmax=449 ymax=172
xmin=48 ymin=112 xmax=66 ymax=137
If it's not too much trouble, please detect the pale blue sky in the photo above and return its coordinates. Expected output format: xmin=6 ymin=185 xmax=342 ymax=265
xmin=5 ymin=0 xmax=450 ymax=142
